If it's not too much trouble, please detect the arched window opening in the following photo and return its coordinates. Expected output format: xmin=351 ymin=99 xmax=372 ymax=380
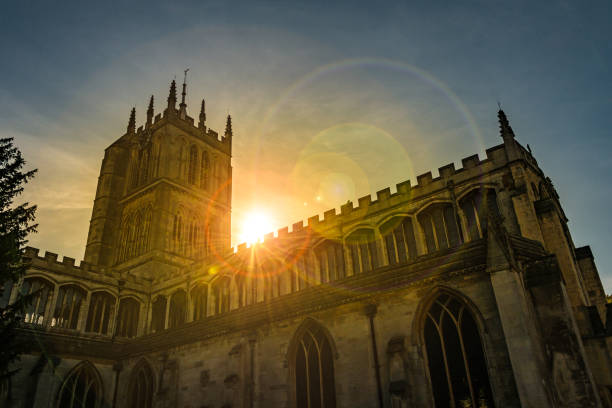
xmin=381 ymin=217 xmax=418 ymax=265
xmin=56 ymin=361 xmax=103 ymax=408
xmin=191 ymin=284 xmax=208 ymax=321
xmin=418 ymin=204 xmax=461 ymax=253
xmin=21 ymin=278 xmax=53 ymax=325
xmin=139 ymin=147 xmax=151 ymax=186
xmin=86 ymin=292 xmax=115 ymax=335
xmin=200 ymin=151 xmax=209 ymax=190
xmin=346 ymin=229 xmax=379 ymax=275
xmin=115 ymin=298 xmax=139 ymax=338
xmin=315 ymin=241 xmax=345 ymax=283
xmin=128 ymin=360 xmax=155 ymax=408
xmin=53 ymin=284 xmax=87 ymax=329
xmin=295 ymin=253 xmax=314 ymax=290
xmin=129 ymin=150 xmax=140 ymax=190
xmin=424 ymin=293 xmax=494 ymax=408
xmin=172 ymin=214 xmax=183 ymax=254
xmin=459 ymin=189 xmax=500 ymax=242
xmin=151 ymin=295 xmax=167 ymax=333
xmin=235 ymin=275 xmax=246 ymax=307
xmin=168 ymin=290 xmax=187 ymax=328
xmin=213 ymin=278 xmax=230 ymax=314
xmin=292 ymin=320 xmax=336 ymax=408
xmin=188 ymin=145 xmax=198 ymax=185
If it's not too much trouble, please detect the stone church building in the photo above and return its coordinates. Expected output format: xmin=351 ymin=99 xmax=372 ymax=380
xmin=2 ymin=79 xmax=612 ymax=407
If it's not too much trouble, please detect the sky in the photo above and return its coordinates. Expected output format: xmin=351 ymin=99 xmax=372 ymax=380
xmin=1 ymin=1 xmax=611 ymax=289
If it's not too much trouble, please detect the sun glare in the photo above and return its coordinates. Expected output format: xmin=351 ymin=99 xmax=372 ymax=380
xmin=239 ymin=211 xmax=274 ymax=245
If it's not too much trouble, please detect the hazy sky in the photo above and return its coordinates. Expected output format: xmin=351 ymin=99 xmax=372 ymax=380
xmin=1 ymin=1 xmax=611 ymax=288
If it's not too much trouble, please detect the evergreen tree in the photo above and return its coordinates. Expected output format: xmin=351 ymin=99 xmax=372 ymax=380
xmin=0 ymin=137 xmax=37 ymax=389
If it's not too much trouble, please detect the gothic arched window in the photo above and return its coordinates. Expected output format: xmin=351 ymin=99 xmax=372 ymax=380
xmin=381 ymin=216 xmax=417 ymax=265
xmin=191 ymin=284 xmax=208 ymax=321
xmin=128 ymin=359 xmax=155 ymax=408
xmin=21 ymin=278 xmax=54 ymax=325
xmin=85 ymin=291 xmax=115 ymax=335
xmin=151 ymin=295 xmax=166 ymax=333
xmin=418 ymin=204 xmax=461 ymax=253
xmin=52 ymin=285 xmax=86 ymax=329
xmin=213 ymin=278 xmax=230 ymax=314
xmin=346 ymin=229 xmax=379 ymax=275
xmin=315 ymin=240 xmax=345 ymax=283
xmin=115 ymin=297 xmax=140 ymax=338
xmin=424 ymin=293 xmax=494 ymax=408
xmin=168 ymin=290 xmax=186 ymax=328
xmin=188 ymin=145 xmax=198 ymax=185
xmin=200 ymin=151 xmax=209 ymax=190
xmin=56 ymin=361 xmax=103 ymax=408
xmin=291 ymin=320 xmax=336 ymax=408
xmin=459 ymin=189 xmax=499 ymax=242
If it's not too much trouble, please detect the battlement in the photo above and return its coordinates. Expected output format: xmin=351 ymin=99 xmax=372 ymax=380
xmin=231 ymin=141 xmax=538 ymax=253
xmin=23 ymin=246 xmax=118 ymax=277
xmin=133 ymin=109 xmax=230 ymax=153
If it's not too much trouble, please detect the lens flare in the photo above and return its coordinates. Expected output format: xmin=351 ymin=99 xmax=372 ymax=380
xmin=239 ymin=211 xmax=274 ymax=245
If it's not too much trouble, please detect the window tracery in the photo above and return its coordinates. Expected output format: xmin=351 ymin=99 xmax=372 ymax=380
xmin=21 ymin=278 xmax=53 ymax=325
xmin=346 ymin=229 xmax=379 ymax=275
xmin=200 ymin=150 xmax=209 ymax=190
xmin=459 ymin=189 xmax=499 ymax=242
xmin=188 ymin=145 xmax=198 ymax=185
xmin=381 ymin=217 xmax=417 ymax=265
xmin=85 ymin=291 xmax=115 ymax=335
xmin=315 ymin=241 xmax=345 ymax=283
xmin=292 ymin=320 xmax=336 ymax=408
xmin=128 ymin=360 xmax=155 ymax=408
xmin=424 ymin=293 xmax=494 ymax=408
xmin=191 ymin=284 xmax=208 ymax=321
xmin=55 ymin=361 xmax=103 ymax=408
xmin=115 ymin=297 xmax=139 ymax=338
xmin=52 ymin=285 xmax=86 ymax=329
xmin=151 ymin=295 xmax=166 ymax=332
xmin=168 ymin=290 xmax=187 ymax=328
xmin=418 ymin=204 xmax=461 ymax=253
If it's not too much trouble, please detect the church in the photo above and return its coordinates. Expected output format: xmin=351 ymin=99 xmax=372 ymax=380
xmin=2 ymin=78 xmax=612 ymax=408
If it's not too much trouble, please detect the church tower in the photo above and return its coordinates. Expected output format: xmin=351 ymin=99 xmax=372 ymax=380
xmin=84 ymin=76 xmax=232 ymax=279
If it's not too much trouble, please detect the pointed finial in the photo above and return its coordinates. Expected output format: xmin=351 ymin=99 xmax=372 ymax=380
xmin=127 ymin=107 xmax=136 ymax=133
xmin=224 ymin=114 xmax=233 ymax=137
xmin=198 ymin=98 xmax=206 ymax=129
xmin=167 ymin=79 xmax=177 ymax=111
xmin=179 ymin=69 xmax=189 ymax=118
xmin=146 ymin=95 xmax=154 ymax=126
xmin=498 ymin=108 xmax=515 ymax=139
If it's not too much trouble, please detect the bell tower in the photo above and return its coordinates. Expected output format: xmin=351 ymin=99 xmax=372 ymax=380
xmin=84 ymin=77 xmax=232 ymax=278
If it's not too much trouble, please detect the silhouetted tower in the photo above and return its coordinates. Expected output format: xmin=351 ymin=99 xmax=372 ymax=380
xmin=84 ymin=78 xmax=232 ymax=278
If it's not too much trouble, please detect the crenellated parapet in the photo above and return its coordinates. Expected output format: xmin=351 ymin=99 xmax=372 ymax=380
xmin=23 ymin=246 xmax=151 ymax=288
xmin=231 ymin=140 xmax=542 ymax=252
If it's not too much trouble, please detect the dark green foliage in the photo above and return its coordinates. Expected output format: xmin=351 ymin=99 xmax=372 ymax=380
xmin=0 ymin=137 xmax=37 ymax=384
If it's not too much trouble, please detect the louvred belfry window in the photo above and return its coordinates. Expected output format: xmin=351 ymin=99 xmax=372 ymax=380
xmin=424 ymin=293 xmax=494 ymax=408
xmin=294 ymin=321 xmax=336 ymax=408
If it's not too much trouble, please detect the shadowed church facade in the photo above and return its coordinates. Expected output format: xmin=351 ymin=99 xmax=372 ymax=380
xmin=2 ymin=79 xmax=612 ymax=408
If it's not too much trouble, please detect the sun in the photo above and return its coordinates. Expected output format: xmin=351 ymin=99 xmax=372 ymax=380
xmin=239 ymin=210 xmax=275 ymax=245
